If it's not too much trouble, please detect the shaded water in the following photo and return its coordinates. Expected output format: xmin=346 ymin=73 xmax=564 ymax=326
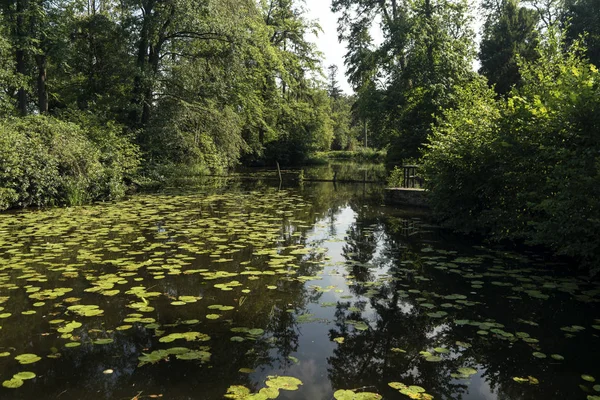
xmin=236 ymin=161 xmax=387 ymax=183
xmin=0 ymin=179 xmax=598 ymax=400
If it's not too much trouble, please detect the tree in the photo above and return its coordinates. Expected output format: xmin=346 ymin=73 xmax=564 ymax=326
xmin=479 ymin=0 xmax=539 ymax=96
xmin=327 ymin=64 xmax=343 ymax=100
xmin=386 ymin=0 xmax=476 ymax=163
xmin=523 ymin=0 xmax=565 ymax=29
xmin=0 ymin=18 xmax=20 ymax=114
xmin=565 ymin=0 xmax=600 ymax=67
xmin=333 ymin=0 xmax=476 ymax=162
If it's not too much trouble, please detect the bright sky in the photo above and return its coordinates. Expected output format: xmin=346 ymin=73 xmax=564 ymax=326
xmin=304 ymin=0 xmax=355 ymax=94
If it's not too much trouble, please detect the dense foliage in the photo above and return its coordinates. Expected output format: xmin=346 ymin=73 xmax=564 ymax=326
xmin=0 ymin=114 xmax=139 ymax=208
xmin=1 ymin=0 xmax=600 ymax=271
xmin=332 ymin=0 xmax=476 ymax=165
xmin=424 ymin=29 xmax=600 ymax=272
xmin=0 ymin=0 xmax=367 ymax=210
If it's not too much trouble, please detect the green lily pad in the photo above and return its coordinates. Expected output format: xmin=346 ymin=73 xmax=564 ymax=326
xmin=225 ymin=385 xmax=251 ymax=398
xmin=457 ymin=367 xmax=478 ymax=376
xmin=582 ymin=375 xmax=596 ymax=383
xmin=258 ymin=387 xmax=280 ymax=398
xmin=116 ymin=325 xmax=133 ymax=331
xmin=2 ymin=378 xmax=23 ymax=388
xmin=265 ymin=375 xmax=303 ymax=391
xmin=175 ymin=350 xmax=211 ymax=362
xmin=388 ymin=382 xmax=407 ymax=389
xmin=159 ymin=332 xmax=210 ymax=343
xmin=248 ymin=328 xmax=264 ymax=336
xmin=15 ymin=353 xmax=41 ymax=364
xmin=550 ymin=354 xmax=564 ymax=361
xmin=13 ymin=372 xmax=35 ymax=380
xmin=93 ymin=338 xmax=114 ymax=345
xmin=391 ymin=348 xmax=406 ymax=353
xmin=532 ymin=352 xmax=546 ymax=359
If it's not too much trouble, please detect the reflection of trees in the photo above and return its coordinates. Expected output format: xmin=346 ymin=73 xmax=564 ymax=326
xmin=325 ymin=208 xmax=587 ymax=400
xmin=302 ymin=162 xmax=387 ymax=182
xmin=2 ymin=179 xmax=590 ymax=400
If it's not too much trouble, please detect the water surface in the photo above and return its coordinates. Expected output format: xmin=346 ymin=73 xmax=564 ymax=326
xmin=0 ymin=180 xmax=598 ymax=400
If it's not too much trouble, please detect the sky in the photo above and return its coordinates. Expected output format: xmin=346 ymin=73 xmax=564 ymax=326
xmin=303 ymin=0 xmax=484 ymax=95
xmin=304 ymin=0 xmax=356 ymax=94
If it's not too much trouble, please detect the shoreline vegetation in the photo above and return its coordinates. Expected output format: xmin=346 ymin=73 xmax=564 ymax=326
xmin=1 ymin=0 xmax=599 ymax=273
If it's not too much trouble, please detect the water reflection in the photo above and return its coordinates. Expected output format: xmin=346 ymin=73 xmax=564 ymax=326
xmin=0 ymin=180 xmax=598 ymax=400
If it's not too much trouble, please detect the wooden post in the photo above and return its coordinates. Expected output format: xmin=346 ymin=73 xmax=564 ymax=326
xmin=276 ymin=161 xmax=282 ymax=183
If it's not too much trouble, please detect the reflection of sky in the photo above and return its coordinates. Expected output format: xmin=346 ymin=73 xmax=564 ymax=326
xmin=462 ymin=370 xmax=499 ymax=400
xmin=285 ymin=203 xmax=504 ymax=400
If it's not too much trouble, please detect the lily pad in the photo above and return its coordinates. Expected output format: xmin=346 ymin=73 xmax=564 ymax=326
xmin=457 ymin=367 xmax=478 ymax=376
xmin=265 ymin=376 xmax=303 ymax=391
xmin=15 ymin=353 xmax=41 ymax=364
xmin=13 ymin=372 xmax=36 ymax=380
xmin=2 ymin=378 xmax=23 ymax=388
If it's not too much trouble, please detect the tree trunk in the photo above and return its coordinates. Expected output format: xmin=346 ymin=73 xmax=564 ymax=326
xmin=36 ymin=54 xmax=47 ymax=113
xmin=129 ymin=0 xmax=153 ymax=127
xmin=16 ymin=0 xmax=28 ymax=115
xmin=363 ymin=120 xmax=368 ymax=148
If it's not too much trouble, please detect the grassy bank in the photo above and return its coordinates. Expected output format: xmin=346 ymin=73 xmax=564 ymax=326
xmin=312 ymin=148 xmax=387 ymax=163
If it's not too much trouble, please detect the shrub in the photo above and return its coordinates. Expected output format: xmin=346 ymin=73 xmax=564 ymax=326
xmin=423 ymin=77 xmax=503 ymax=234
xmin=0 ymin=115 xmax=140 ymax=210
xmin=424 ymin=31 xmax=600 ymax=272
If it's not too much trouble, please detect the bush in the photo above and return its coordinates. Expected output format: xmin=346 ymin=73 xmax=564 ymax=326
xmin=424 ymin=31 xmax=600 ymax=272
xmin=0 ymin=115 xmax=140 ymax=210
xmin=423 ymin=77 xmax=503 ymax=235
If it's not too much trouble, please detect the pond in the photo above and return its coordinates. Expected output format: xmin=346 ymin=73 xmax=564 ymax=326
xmin=0 ymin=179 xmax=598 ymax=400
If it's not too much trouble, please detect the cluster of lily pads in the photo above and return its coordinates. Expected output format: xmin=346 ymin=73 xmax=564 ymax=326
xmin=0 ymin=184 xmax=598 ymax=399
xmin=388 ymin=382 xmax=433 ymax=399
xmin=225 ymin=375 xmax=303 ymax=399
xmin=0 ymin=190 xmax=329 ymax=392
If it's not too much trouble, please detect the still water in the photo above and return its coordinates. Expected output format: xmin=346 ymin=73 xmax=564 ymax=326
xmin=0 ymin=179 xmax=598 ymax=400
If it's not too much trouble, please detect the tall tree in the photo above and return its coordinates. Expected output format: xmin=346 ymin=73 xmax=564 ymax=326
xmin=333 ymin=0 xmax=475 ymax=162
xmin=565 ymin=0 xmax=600 ymax=67
xmin=479 ymin=0 xmax=539 ymax=96
xmin=523 ymin=0 xmax=565 ymax=29
xmin=0 ymin=17 xmax=20 ymax=114
xmin=328 ymin=64 xmax=342 ymax=100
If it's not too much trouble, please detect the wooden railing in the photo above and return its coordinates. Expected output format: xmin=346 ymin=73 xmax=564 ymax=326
xmin=400 ymin=165 xmax=422 ymax=188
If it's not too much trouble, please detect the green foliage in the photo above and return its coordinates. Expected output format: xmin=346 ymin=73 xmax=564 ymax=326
xmin=317 ymin=148 xmax=386 ymax=162
xmin=565 ymin=0 xmax=600 ymax=67
xmin=334 ymin=0 xmax=476 ymax=163
xmin=424 ymin=29 xmax=600 ymax=271
xmin=479 ymin=0 xmax=539 ymax=96
xmin=423 ymin=77 xmax=503 ymax=233
xmin=386 ymin=166 xmax=405 ymax=188
xmin=0 ymin=20 xmax=19 ymax=114
xmin=0 ymin=115 xmax=139 ymax=210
